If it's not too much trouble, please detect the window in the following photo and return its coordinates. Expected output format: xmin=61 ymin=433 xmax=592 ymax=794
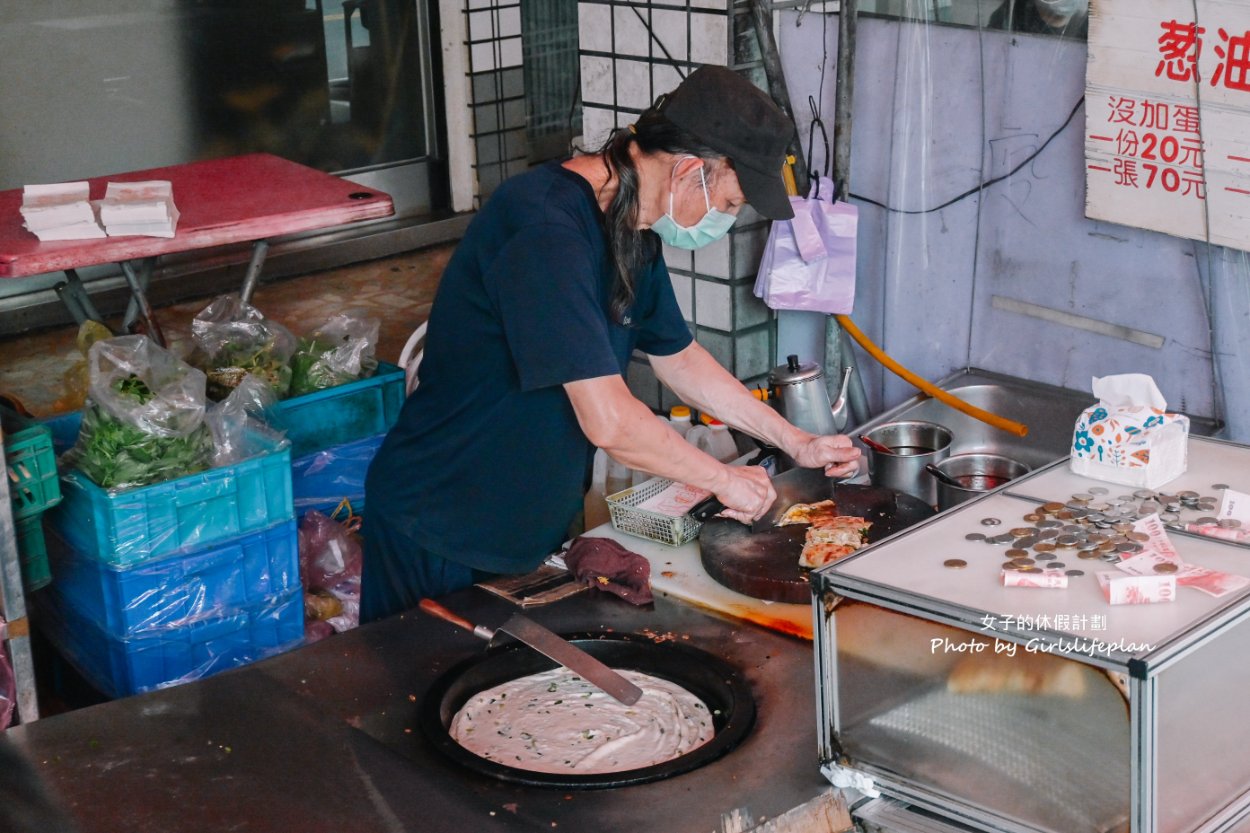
xmin=857 ymin=0 xmax=1089 ymax=40
xmin=0 ymin=1 xmax=445 ymax=215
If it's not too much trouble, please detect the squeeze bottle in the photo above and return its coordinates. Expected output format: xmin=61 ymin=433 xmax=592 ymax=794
xmin=668 ymin=405 xmax=693 ymax=438
xmin=705 ymin=419 xmax=738 ymax=462
xmin=583 ymin=448 xmax=611 ymax=530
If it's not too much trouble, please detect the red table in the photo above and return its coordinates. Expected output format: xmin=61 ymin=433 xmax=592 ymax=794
xmin=0 ymin=153 xmax=394 ymax=343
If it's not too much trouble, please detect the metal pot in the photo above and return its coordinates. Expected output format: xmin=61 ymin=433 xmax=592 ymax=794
xmin=862 ymin=420 xmax=953 ymax=507
xmin=420 ymin=632 xmax=756 ymax=789
xmin=933 ymin=453 xmax=1030 ymax=511
xmin=768 ymin=355 xmax=853 ymax=436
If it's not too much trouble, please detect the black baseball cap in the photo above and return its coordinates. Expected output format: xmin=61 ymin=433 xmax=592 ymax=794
xmin=657 ymin=65 xmax=796 ymax=220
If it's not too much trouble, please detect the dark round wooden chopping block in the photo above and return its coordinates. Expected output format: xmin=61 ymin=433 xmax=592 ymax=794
xmin=699 ymin=483 xmax=936 ymax=605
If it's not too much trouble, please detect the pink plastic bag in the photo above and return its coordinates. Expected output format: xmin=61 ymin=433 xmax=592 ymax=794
xmin=754 ymin=176 xmax=858 ymax=315
xmin=1 ymin=628 xmax=15 ymax=730
xmin=298 ymin=507 xmax=362 ymax=642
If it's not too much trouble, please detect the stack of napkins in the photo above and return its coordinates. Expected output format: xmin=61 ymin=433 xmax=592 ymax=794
xmin=98 ymin=181 xmax=179 ymax=238
xmin=20 ymin=182 xmax=106 ymax=241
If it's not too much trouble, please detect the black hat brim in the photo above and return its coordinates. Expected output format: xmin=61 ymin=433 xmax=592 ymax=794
xmin=736 ymin=163 xmax=794 ymax=221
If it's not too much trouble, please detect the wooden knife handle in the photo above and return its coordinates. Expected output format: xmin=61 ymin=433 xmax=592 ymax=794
xmin=418 ymin=598 xmax=476 ymax=632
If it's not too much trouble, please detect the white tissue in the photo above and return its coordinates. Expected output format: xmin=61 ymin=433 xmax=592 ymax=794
xmin=1092 ymin=373 xmax=1167 ymax=410
xmin=820 ymin=762 xmax=881 ymax=798
xmin=1070 ymin=373 xmax=1188 ymax=488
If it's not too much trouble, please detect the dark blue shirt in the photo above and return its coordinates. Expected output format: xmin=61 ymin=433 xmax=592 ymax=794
xmin=366 ymin=161 xmax=692 ymax=573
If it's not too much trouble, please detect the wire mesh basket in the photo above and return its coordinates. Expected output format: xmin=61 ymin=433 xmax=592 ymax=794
xmin=605 ymin=477 xmax=703 ymax=547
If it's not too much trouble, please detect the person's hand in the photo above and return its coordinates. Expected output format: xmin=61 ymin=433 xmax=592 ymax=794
xmin=710 ymin=463 xmax=777 ymax=525
xmin=788 ymin=434 xmax=862 ymax=478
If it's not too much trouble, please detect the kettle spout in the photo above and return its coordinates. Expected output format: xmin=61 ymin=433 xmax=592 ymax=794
xmin=830 ymin=366 xmax=854 ymax=432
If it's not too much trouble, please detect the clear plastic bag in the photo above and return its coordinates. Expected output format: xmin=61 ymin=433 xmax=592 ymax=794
xmin=754 ymin=176 xmax=858 ymax=315
xmin=298 ymin=504 xmax=363 ymax=642
xmin=288 ymin=311 xmax=381 ymax=397
xmin=190 ymin=294 xmax=297 ymax=401
xmin=63 ymin=334 xmax=214 ymax=490
xmin=205 ymin=374 xmax=287 ymax=467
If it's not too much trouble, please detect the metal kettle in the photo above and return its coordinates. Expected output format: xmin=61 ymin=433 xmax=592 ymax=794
xmin=768 ymin=355 xmax=854 ymax=436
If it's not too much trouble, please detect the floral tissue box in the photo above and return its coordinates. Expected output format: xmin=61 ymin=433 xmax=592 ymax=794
xmin=1070 ymin=405 xmax=1189 ymax=489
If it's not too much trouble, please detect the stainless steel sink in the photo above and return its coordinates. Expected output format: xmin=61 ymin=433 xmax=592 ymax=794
xmin=848 ymin=367 xmax=1220 ymax=474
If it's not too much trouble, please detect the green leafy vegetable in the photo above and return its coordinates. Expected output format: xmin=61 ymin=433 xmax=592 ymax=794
xmin=70 ymin=377 xmax=214 ymax=489
xmin=204 ymin=339 xmax=292 ymax=401
xmin=287 ymin=337 xmax=377 ymax=397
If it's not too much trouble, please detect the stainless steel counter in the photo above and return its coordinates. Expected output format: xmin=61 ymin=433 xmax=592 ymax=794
xmin=7 ymin=588 xmax=830 ymax=833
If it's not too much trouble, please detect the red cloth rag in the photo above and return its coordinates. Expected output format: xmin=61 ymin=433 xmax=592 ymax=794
xmin=563 ymin=536 xmax=653 ymax=605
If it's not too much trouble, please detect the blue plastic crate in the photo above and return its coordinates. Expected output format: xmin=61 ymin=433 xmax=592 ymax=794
xmin=275 ymin=361 xmax=404 ymax=457
xmin=36 ymin=587 xmax=304 ymax=699
xmin=291 ymin=432 xmax=381 ymax=516
xmin=43 ymin=412 xmax=294 ymax=568
xmin=46 ymin=519 xmax=300 ymax=637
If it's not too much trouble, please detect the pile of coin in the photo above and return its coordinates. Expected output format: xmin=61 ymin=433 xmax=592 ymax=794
xmin=949 ymin=483 xmax=1238 ymax=576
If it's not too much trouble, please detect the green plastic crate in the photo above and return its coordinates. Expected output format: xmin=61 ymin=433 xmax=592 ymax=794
xmin=3 ymin=405 xmax=62 ymax=521
xmin=15 ymin=514 xmax=51 ymax=591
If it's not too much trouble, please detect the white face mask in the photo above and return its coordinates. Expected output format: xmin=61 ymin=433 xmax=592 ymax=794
xmin=650 ymin=159 xmax=737 ymax=250
xmin=1035 ymin=0 xmax=1086 ymax=18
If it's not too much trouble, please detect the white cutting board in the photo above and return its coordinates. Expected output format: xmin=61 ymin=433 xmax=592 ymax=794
xmin=581 ymin=522 xmax=816 ymax=640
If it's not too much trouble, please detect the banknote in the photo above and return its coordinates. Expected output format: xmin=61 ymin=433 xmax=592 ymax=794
xmin=1001 ymin=570 xmax=1068 ymax=589
xmin=1131 ymin=514 xmax=1181 ymax=561
xmin=1173 ymin=565 xmax=1250 ymax=598
xmin=1184 ymin=523 xmax=1250 ymax=544
xmin=1218 ymin=488 xmax=1250 ymax=524
xmin=1098 ymin=571 xmax=1176 ymax=605
xmin=1117 ymin=551 xmax=1250 ymax=598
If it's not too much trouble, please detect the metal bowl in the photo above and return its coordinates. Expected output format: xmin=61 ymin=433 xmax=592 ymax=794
xmin=933 ymin=453 xmax=1030 ymax=510
xmin=420 ymin=632 xmax=756 ymax=789
xmin=863 ymin=420 xmax=953 ymax=506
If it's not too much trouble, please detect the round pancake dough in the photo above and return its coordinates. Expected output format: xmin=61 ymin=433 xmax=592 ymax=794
xmin=450 ymin=667 xmax=713 ymax=774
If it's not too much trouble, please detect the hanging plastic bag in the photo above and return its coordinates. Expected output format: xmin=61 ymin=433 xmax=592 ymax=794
xmin=288 ymin=310 xmax=381 ymax=397
xmin=754 ymin=174 xmax=858 ymax=315
xmin=190 ymin=294 xmax=297 ymax=401
xmin=63 ymin=335 xmax=215 ymax=490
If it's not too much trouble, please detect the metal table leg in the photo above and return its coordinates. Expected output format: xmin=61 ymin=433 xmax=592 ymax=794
xmin=239 ymin=240 xmax=271 ymax=304
xmin=120 ymin=260 xmax=167 ymax=347
xmin=53 ymin=282 xmax=88 ymax=326
xmin=121 ymin=258 xmax=156 ymax=335
xmin=54 ymin=269 xmax=110 ymax=329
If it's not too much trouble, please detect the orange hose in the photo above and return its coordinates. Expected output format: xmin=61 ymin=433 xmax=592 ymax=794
xmin=835 ymin=314 xmax=1029 ymax=438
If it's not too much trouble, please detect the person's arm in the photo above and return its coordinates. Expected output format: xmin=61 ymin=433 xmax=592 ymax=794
xmin=564 ymin=375 xmax=775 ymax=524
xmin=648 ymin=341 xmax=861 ymax=477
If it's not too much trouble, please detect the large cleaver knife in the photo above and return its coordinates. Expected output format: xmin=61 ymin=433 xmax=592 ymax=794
xmin=689 ymin=454 xmax=831 ymax=534
xmin=688 ymin=448 xmax=782 ymax=533
xmin=418 ymin=599 xmax=643 ymax=705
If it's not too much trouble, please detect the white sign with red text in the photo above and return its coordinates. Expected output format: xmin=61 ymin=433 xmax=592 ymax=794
xmin=1086 ymin=0 xmax=1250 ymax=251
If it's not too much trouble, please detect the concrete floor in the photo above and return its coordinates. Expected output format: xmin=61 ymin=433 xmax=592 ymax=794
xmin=0 ymin=243 xmax=454 ymax=417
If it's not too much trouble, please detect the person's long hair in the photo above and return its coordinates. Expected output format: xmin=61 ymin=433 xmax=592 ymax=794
xmin=594 ymin=107 xmax=725 ymax=322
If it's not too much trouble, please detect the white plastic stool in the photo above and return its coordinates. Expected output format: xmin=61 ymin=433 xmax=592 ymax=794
xmin=397 ymin=321 xmax=428 ymax=395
